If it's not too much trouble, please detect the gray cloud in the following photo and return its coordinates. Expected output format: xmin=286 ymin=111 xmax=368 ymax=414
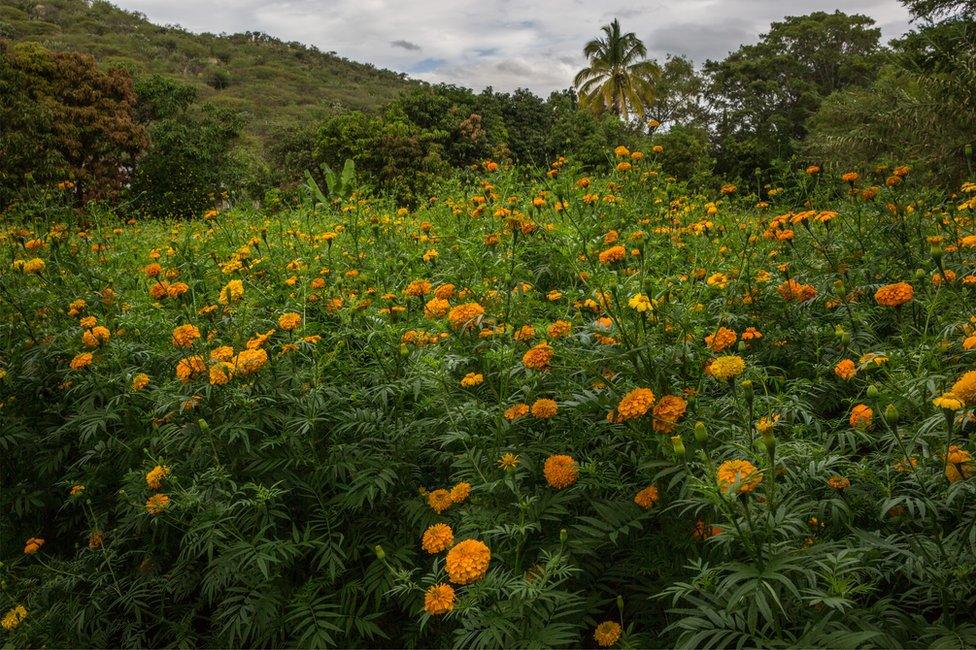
xmin=391 ymin=39 xmax=421 ymax=51
xmin=112 ymin=0 xmax=912 ymax=94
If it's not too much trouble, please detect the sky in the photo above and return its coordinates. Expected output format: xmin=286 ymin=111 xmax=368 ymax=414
xmin=112 ymin=0 xmax=914 ymax=95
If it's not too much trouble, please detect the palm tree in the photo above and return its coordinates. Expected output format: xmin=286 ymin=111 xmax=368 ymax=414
xmin=574 ymin=19 xmax=659 ymax=120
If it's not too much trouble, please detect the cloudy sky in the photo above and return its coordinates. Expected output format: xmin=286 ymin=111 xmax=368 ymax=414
xmin=113 ymin=0 xmax=913 ymax=94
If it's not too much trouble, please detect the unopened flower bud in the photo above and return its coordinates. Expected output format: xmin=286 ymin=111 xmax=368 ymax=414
xmin=694 ymin=421 xmax=707 ymax=444
xmin=741 ymin=379 xmax=754 ymax=402
xmin=833 ymin=279 xmax=845 ymax=296
xmin=885 ymin=404 xmax=900 ymax=424
xmin=930 ymin=244 xmax=943 ymax=261
xmin=560 ymin=528 xmax=568 ymax=543
xmin=867 ymin=384 xmax=880 ymax=399
xmin=671 ymin=435 xmax=686 ymax=457
xmin=198 ymin=418 xmax=210 ymax=433
xmin=374 ymin=545 xmax=385 ymax=560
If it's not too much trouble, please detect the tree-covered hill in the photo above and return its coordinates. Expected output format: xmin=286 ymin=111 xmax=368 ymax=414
xmin=0 ymin=0 xmax=417 ymax=142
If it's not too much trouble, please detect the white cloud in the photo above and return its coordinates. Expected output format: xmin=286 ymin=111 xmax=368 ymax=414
xmin=113 ymin=0 xmax=912 ymax=94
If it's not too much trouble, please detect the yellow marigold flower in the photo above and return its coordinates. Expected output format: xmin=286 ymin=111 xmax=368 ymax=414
xmin=172 ymin=324 xmax=201 ymax=348
xmin=706 ymin=272 xmax=729 ymax=289
xmin=617 ymin=388 xmax=656 ymax=421
xmin=716 ymin=459 xmax=763 ymax=494
xmin=132 ymin=373 xmax=150 ymax=391
xmin=460 ymin=372 xmax=484 ymax=387
xmin=756 ymin=414 xmax=780 ymax=435
xmin=613 ymin=145 xmax=630 ymax=157
xmin=23 ymin=537 xmax=44 ymax=554
xmin=531 ymin=398 xmax=559 ymax=419
xmin=233 ymin=348 xmax=269 ymax=375
xmin=278 ymin=312 xmax=302 ymax=331
xmin=219 ymin=279 xmax=243 ymax=304
xmin=598 ymin=245 xmax=627 ymax=264
xmin=1 ymin=605 xmax=27 ymax=631
xmin=498 ymin=452 xmax=519 ymax=470
xmin=849 ymin=404 xmax=873 ymax=429
xmin=950 ymin=370 xmax=976 ymax=405
xmin=594 ymin=621 xmax=622 ymax=647
xmin=146 ymin=493 xmax=170 ymax=515
xmin=450 ymin=482 xmax=471 ymax=504
xmin=522 ymin=342 xmax=554 ymax=370
xmin=424 ymin=583 xmax=455 ymax=615
xmin=146 ymin=465 xmax=171 ymax=489
xmin=176 ymin=356 xmax=206 ymax=382
xmin=421 ymin=524 xmax=454 ymax=554
xmin=448 ymin=302 xmax=485 ymax=331
xmin=445 ymin=539 xmax=491 ymax=584
xmin=504 ymin=403 xmax=529 ymax=421
xmin=70 ymin=352 xmax=93 ymax=370
xmin=544 ymin=454 xmax=578 ymax=489
xmin=874 ymin=282 xmax=914 ymax=307
xmin=707 ymin=355 xmax=746 ymax=381
xmin=652 ymin=395 xmax=687 ymax=433
xmin=834 ymin=359 xmax=856 ymax=381
xmin=827 ymin=475 xmax=851 ymax=490
xmin=634 ymin=485 xmax=660 ymax=509
xmin=705 ymin=326 xmax=737 ymax=352
xmin=23 ymin=258 xmax=45 ymax=274
xmin=427 ymin=489 xmax=453 ymax=513
xmin=628 ymin=293 xmax=652 ymax=312
xmin=933 ymin=394 xmax=963 ymax=411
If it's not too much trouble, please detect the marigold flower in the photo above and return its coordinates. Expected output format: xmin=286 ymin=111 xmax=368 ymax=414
xmin=617 ymin=388 xmax=655 ymax=421
xmin=504 ymin=403 xmax=530 ymax=421
xmin=460 ymin=372 xmax=483 ymax=387
xmin=219 ymin=279 xmax=243 ymax=304
xmin=705 ymin=326 xmax=737 ymax=352
xmin=176 ymin=356 xmax=206 ymax=382
xmin=634 ymin=485 xmax=660 ymax=509
xmin=543 ymin=454 xmax=578 ymax=489
xmin=933 ymin=394 xmax=963 ymax=411
xmin=778 ymin=279 xmax=817 ymax=302
xmin=594 ymin=621 xmax=622 ymax=647
xmin=233 ymin=348 xmax=269 ymax=375
xmin=707 ymin=355 xmax=746 ymax=381
xmin=421 ymin=524 xmax=454 ymax=554
xmin=146 ymin=493 xmax=170 ymax=515
xmin=88 ymin=530 xmax=104 ymax=549
xmin=598 ymin=245 xmax=626 ymax=264
xmin=70 ymin=352 xmax=93 ymax=370
xmin=498 ymin=452 xmax=519 ymax=470
xmin=1 ymin=605 xmax=27 ymax=631
xmin=874 ymin=282 xmax=914 ymax=307
xmin=849 ymin=404 xmax=873 ymax=429
xmin=445 ymin=539 xmax=491 ymax=584
xmin=278 ymin=312 xmax=302 ymax=331
xmin=23 ymin=258 xmax=45 ymax=274
xmin=522 ymin=342 xmax=554 ymax=370
xmin=209 ymin=362 xmax=234 ymax=385
xmin=23 ymin=537 xmax=44 ymax=554
xmin=146 ymin=465 xmax=171 ymax=489
xmin=427 ymin=489 xmax=453 ymax=513
xmin=450 ymin=482 xmax=471 ymax=504
xmin=531 ymin=398 xmax=558 ymax=419
xmin=944 ymin=445 xmax=974 ymax=483
xmin=132 ymin=373 xmax=150 ymax=391
xmin=70 ymin=484 xmax=85 ymax=497
xmin=716 ymin=459 xmax=762 ymax=494
xmin=172 ymin=324 xmax=201 ymax=348
xmin=424 ymin=297 xmax=450 ymax=318
xmin=827 ymin=475 xmax=851 ymax=490
xmin=950 ymin=370 xmax=976 ymax=405
xmin=424 ymin=583 xmax=455 ymax=615
xmin=652 ymin=395 xmax=687 ymax=433
xmin=547 ymin=320 xmax=572 ymax=338
xmin=834 ymin=359 xmax=856 ymax=381
xmin=448 ymin=302 xmax=485 ymax=331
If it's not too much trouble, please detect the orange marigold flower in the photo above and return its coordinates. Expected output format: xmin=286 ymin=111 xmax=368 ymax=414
xmin=652 ymin=395 xmax=687 ymax=433
xmin=278 ymin=312 xmax=302 ymax=331
xmin=172 ymin=324 xmax=201 ymax=348
xmin=424 ymin=297 xmax=450 ymax=318
xmin=450 ymin=482 xmax=471 ymax=504
xmin=834 ymin=359 xmax=856 ymax=381
xmin=617 ymin=388 xmax=655 ymax=421
xmin=950 ymin=370 xmax=976 ymax=405
xmin=209 ymin=362 xmax=234 ymax=385
xmin=460 ymin=372 xmax=484 ymax=387
xmin=594 ymin=621 xmax=622 ymax=647
xmin=634 ymin=485 xmax=660 ymax=509
xmin=421 ymin=524 xmax=454 ymax=554
xmin=146 ymin=493 xmax=170 ymax=515
xmin=849 ymin=404 xmax=873 ymax=429
xmin=598 ymin=245 xmax=627 ymax=264
xmin=741 ymin=327 xmax=763 ymax=341
xmin=705 ymin=326 xmax=737 ymax=352
xmin=427 ymin=489 xmax=453 ymax=514
xmin=233 ymin=348 xmax=268 ymax=375
xmin=547 ymin=320 xmax=572 ymax=338
xmin=543 ymin=454 xmax=578 ymax=489
xmin=70 ymin=352 xmax=93 ymax=370
xmin=146 ymin=465 xmax=171 ymax=489
xmin=504 ymin=403 xmax=530 ymax=421
xmin=827 ymin=475 xmax=851 ymax=490
xmin=945 ymin=445 xmax=974 ymax=483
xmin=132 ymin=373 xmax=150 ymax=391
xmin=531 ymin=398 xmax=558 ymax=419
xmin=716 ymin=459 xmax=763 ymax=494
xmin=424 ymin=583 xmax=455 ymax=615
xmin=448 ymin=302 xmax=485 ymax=331
xmin=445 ymin=539 xmax=491 ymax=584
xmin=23 ymin=537 xmax=44 ymax=555
xmin=778 ymin=279 xmax=817 ymax=302
xmin=175 ymin=355 xmax=206 ymax=382
xmin=522 ymin=342 xmax=554 ymax=370
xmin=874 ymin=282 xmax=913 ymax=307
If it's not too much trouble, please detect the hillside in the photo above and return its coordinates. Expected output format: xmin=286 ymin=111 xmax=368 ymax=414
xmin=0 ymin=0 xmax=417 ymax=141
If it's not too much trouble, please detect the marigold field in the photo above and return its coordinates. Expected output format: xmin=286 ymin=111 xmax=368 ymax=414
xmin=2 ymin=156 xmax=976 ymax=648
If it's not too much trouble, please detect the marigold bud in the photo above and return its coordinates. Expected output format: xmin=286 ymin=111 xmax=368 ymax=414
xmin=885 ymin=404 xmax=900 ymax=424
xmin=867 ymin=385 xmax=880 ymax=399
xmin=374 ymin=545 xmax=386 ymax=560
xmin=694 ymin=421 xmax=707 ymax=444
xmin=671 ymin=435 xmax=685 ymax=456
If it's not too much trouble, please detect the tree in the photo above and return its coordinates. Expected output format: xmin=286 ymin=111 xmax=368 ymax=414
xmin=0 ymin=41 xmax=146 ymax=204
xmin=573 ymin=19 xmax=659 ymax=120
xmin=645 ymin=55 xmax=708 ymax=129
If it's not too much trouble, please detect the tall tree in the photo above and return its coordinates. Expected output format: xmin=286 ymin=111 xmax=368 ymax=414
xmin=573 ymin=19 xmax=659 ymax=120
